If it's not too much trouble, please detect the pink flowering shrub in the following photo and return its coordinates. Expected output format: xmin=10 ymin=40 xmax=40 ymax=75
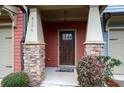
xmin=76 ymin=56 xmax=121 ymax=87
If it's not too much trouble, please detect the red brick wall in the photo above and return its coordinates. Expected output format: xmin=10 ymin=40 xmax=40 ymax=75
xmin=43 ymin=21 xmax=86 ymax=67
xmin=14 ymin=8 xmax=23 ymax=72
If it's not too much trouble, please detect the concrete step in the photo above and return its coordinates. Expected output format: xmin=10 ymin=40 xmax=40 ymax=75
xmin=41 ymin=83 xmax=79 ymax=87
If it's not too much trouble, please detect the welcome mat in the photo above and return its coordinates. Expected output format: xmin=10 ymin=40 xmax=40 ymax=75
xmin=56 ymin=66 xmax=74 ymax=72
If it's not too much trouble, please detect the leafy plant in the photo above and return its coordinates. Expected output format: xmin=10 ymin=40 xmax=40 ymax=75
xmin=76 ymin=56 xmax=122 ymax=87
xmin=1 ymin=72 xmax=29 ymax=87
xmin=97 ymin=56 xmax=122 ymax=79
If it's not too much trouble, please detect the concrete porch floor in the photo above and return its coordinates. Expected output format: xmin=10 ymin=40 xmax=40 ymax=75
xmin=40 ymin=67 xmax=124 ymax=87
xmin=40 ymin=67 xmax=79 ymax=87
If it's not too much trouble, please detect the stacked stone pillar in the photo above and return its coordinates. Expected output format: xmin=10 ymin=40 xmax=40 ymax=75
xmin=84 ymin=44 xmax=104 ymax=56
xmin=23 ymin=44 xmax=45 ymax=86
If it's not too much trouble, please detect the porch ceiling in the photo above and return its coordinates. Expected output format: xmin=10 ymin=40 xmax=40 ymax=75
xmin=27 ymin=5 xmax=106 ymax=22
xmin=40 ymin=5 xmax=89 ymax=22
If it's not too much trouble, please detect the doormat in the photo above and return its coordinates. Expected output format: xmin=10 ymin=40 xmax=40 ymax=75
xmin=56 ymin=67 xmax=74 ymax=72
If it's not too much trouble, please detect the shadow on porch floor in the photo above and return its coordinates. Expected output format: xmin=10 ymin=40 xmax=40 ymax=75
xmin=40 ymin=67 xmax=79 ymax=87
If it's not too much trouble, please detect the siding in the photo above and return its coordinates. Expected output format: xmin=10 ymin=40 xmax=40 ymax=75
xmin=102 ymin=5 xmax=124 ymax=56
xmin=101 ymin=16 xmax=108 ymax=56
xmin=103 ymin=31 xmax=108 ymax=56
xmin=43 ymin=21 xmax=86 ymax=67
xmin=14 ymin=8 xmax=23 ymax=72
xmin=103 ymin=5 xmax=124 ymax=13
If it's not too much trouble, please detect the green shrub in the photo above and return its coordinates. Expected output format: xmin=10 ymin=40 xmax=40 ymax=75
xmin=1 ymin=72 xmax=29 ymax=87
xmin=76 ymin=56 xmax=122 ymax=87
xmin=97 ymin=56 xmax=122 ymax=79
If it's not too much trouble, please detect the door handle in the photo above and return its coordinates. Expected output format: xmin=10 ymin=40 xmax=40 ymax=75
xmin=5 ymin=37 xmax=12 ymax=39
xmin=109 ymin=39 xmax=118 ymax=40
xmin=6 ymin=66 xmax=12 ymax=68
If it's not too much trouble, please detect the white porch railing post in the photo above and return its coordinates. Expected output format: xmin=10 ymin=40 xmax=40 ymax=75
xmin=84 ymin=5 xmax=104 ymax=56
xmin=23 ymin=8 xmax=45 ymax=87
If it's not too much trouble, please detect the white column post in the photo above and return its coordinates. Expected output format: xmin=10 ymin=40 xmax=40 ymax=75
xmin=23 ymin=8 xmax=45 ymax=86
xmin=84 ymin=5 xmax=104 ymax=56
xmin=25 ymin=8 xmax=45 ymax=44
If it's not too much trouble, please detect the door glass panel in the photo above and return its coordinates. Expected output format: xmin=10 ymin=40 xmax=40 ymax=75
xmin=62 ymin=33 xmax=72 ymax=40
xmin=68 ymin=34 xmax=72 ymax=40
xmin=66 ymin=34 xmax=69 ymax=40
xmin=62 ymin=34 xmax=66 ymax=40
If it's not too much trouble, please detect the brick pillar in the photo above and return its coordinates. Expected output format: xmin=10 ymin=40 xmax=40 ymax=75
xmin=23 ymin=44 xmax=45 ymax=86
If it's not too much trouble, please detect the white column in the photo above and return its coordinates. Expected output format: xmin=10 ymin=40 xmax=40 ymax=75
xmin=84 ymin=5 xmax=104 ymax=56
xmin=85 ymin=5 xmax=104 ymax=44
xmin=25 ymin=8 xmax=45 ymax=44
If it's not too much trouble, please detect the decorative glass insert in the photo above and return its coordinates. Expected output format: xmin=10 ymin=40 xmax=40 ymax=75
xmin=62 ymin=33 xmax=72 ymax=40
xmin=62 ymin=34 xmax=66 ymax=40
xmin=68 ymin=34 xmax=72 ymax=40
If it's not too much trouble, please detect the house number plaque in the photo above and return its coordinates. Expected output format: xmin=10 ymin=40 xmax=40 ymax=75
xmin=31 ymin=17 xmax=34 ymax=32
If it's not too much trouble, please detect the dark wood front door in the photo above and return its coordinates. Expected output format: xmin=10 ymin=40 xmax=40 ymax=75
xmin=59 ymin=31 xmax=75 ymax=65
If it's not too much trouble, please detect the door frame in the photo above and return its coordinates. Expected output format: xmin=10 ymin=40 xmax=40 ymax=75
xmin=57 ymin=29 xmax=77 ymax=67
xmin=0 ymin=23 xmax=14 ymax=75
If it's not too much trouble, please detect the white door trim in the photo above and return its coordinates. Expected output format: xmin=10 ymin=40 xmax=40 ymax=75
xmin=0 ymin=23 xmax=14 ymax=76
xmin=57 ymin=29 xmax=77 ymax=67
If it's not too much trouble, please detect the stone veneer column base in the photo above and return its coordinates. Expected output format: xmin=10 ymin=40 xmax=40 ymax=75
xmin=23 ymin=44 xmax=45 ymax=87
xmin=84 ymin=44 xmax=104 ymax=56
